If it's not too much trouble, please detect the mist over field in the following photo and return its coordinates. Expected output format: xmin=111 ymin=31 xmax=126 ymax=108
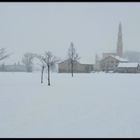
xmin=0 ymin=2 xmax=140 ymax=138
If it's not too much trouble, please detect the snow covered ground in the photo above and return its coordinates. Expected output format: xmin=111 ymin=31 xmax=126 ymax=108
xmin=0 ymin=72 xmax=140 ymax=138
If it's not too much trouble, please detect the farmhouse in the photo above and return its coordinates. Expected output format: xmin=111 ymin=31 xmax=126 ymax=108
xmin=58 ymin=59 xmax=93 ymax=73
xmin=100 ymin=55 xmax=128 ymax=72
xmin=115 ymin=62 xmax=140 ymax=73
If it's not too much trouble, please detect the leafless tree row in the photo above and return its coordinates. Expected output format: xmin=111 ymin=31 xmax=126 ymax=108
xmin=0 ymin=41 xmax=79 ymax=86
xmin=35 ymin=51 xmax=59 ymax=86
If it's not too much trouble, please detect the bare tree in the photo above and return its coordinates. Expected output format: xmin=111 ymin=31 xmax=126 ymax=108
xmin=68 ymin=42 xmax=80 ymax=77
xmin=0 ymin=48 xmax=10 ymax=61
xmin=34 ymin=54 xmax=46 ymax=84
xmin=22 ymin=53 xmax=35 ymax=72
xmin=42 ymin=51 xmax=59 ymax=86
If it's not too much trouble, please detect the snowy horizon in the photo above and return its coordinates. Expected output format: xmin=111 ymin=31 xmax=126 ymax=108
xmin=1 ymin=3 xmax=140 ymax=64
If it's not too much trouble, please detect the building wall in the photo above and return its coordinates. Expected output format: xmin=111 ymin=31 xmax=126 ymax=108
xmin=58 ymin=61 xmax=70 ymax=73
xmin=76 ymin=63 xmax=93 ymax=73
xmin=58 ymin=60 xmax=93 ymax=73
xmin=100 ymin=56 xmax=119 ymax=71
xmin=116 ymin=66 xmax=140 ymax=73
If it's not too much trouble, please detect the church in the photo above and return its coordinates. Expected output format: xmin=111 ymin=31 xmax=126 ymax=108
xmin=95 ymin=23 xmax=129 ymax=72
xmin=103 ymin=22 xmax=123 ymax=58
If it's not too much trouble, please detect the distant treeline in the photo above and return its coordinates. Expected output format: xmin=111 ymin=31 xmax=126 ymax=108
xmin=0 ymin=63 xmax=26 ymax=72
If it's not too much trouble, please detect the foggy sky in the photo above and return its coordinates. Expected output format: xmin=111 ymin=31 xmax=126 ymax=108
xmin=0 ymin=2 xmax=140 ymax=64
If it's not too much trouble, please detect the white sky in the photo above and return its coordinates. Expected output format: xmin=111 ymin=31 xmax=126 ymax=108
xmin=0 ymin=2 xmax=140 ymax=64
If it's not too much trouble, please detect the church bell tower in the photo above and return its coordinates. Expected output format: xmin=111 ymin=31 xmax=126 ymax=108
xmin=116 ymin=22 xmax=123 ymax=57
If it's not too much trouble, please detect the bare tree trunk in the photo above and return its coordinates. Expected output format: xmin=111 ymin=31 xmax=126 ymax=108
xmin=48 ymin=65 xmax=50 ymax=86
xmin=41 ymin=65 xmax=44 ymax=83
xmin=71 ymin=61 xmax=73 ymax=77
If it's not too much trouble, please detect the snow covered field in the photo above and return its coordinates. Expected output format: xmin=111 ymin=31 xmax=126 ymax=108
xmin=0 ymin=72 xmax=140 ymax=138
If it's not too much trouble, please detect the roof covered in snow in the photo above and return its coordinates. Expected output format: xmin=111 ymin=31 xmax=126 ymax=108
xmin=118 ymin=62 xmax=139 ymax=68
xmin=79 ymin=58 xmax=93 ymax=65
xmin=58 ymin=59 xmax=80 ymax=64
xmin=58 ymin=58 xmax=93 ymax=65
xmin=110 ymin=55 xmax=128 ymax=62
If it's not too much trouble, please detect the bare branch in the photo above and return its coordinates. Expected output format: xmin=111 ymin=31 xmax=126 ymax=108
xmin=0 ymin=48 xmax=10 ymax=61
xmin=22 ymin=52 xmax=35 ymax=72
xmin=67 ymin=42 xmax=80 ymax=77
xmin=43 ymin=51 xmax=59 ymax=67
xmin=68 ymin=42 xmax=80 ymax=62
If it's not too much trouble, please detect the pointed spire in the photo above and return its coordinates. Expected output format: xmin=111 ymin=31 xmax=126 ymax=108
xmin=119 ymin=22 xmax=122 ymax=32
xmin=116 ymin=22 xmax=123 ymax=57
